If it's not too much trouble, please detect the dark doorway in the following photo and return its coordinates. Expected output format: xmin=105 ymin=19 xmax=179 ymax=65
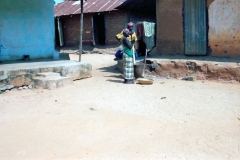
xmin=93 ymin=14 xmax=106 ymax=45
xmin=184 ymin=0 xmax=207 ymax=55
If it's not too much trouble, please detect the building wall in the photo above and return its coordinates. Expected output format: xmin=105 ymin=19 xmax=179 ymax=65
xmin=0 ymin=0 xmax=55 ymax=61
xmin=60 ymin=10 xmax=129 ymax=46
xmin=156 ymin=0 xmax=184 ymax=55
xmin=59 ymin=10 xmax=156 ymax=47
xmin=208 ymin=0 xmax=240 ymax=57
xmin=156 ymin=0 xmax=240 ymax=57
xmin=105 ymin=10 xmax=129 ymax=44
xmin=61 ymin=14 xmax=93 ymax=46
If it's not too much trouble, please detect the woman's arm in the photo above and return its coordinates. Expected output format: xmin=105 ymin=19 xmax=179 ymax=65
xmin=123 ymin=38 xmax=132 ymax=49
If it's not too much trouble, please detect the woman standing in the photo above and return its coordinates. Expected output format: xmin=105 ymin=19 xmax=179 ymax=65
xmin=122 ymin=29 xmax=134 ymax=84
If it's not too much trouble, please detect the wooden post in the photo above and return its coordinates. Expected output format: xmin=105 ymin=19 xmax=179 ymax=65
xmin=79 ymin=0 xmax=84 ymax=62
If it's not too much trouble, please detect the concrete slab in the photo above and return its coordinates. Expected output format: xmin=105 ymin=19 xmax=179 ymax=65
xmin=0 ymin=60 xmax=92 ymax=89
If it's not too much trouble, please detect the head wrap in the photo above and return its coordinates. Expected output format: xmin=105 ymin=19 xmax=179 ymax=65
xmin=127 ymin=22 xmax=134 ymax=27
xmin=122 ymin=29 xmax=130 ymax=34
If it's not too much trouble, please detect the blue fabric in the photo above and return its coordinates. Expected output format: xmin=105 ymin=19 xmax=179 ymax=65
xmin=115 ymin=50 xmax=123 ymax=59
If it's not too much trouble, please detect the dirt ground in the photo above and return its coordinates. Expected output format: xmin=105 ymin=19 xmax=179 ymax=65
xmin=0 ymin=54 xmax=240 ymax=159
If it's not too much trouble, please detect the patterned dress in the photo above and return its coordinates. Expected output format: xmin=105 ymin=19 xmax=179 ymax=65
xmin=122 ymin=38 xmax=134 ymax=80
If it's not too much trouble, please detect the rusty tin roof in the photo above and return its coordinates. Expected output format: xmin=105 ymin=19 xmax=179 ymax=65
xmin=55 ymin=0 xmax=126 ymax=17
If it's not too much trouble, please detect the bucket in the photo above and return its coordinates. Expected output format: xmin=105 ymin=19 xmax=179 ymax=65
xmin=134 ymin=64 xmax=144 ymax=78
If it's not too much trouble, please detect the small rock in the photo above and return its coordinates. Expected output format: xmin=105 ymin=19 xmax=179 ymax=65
xmin=92 ymin=51 xmax=98 ymax=53
xmin=5 ymin=90 xmax=10 ymax=92
xmin=6 ymin=85 xmax=14 ymax=90
xmin=55 ymin=100 xmax=58 ymax=102
xmin=11 ymin=88 xmax=17 ymax=91
xmin=23 ymin=86 xmax=28 ymax=89
xmin=182 ymin=76 xmax=196 ymax=81
xmin=160 ymin=82 xmax=165 ymax=84
xmin=167 ymin=75 xmax=170 ymax=79
xmin=28 ymin=85 xmax=33 ymax=89
xmin=18 ymin=87 xmax=23 ymax=90
xmin=0 ymin=85 xmax=7 ymax=91
xmin=161 ymin=97 xmax=166 ymax=99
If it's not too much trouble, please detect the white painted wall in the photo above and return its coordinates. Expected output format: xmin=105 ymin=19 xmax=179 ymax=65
xmin=209 ymin=0 xmax=240 ymax=56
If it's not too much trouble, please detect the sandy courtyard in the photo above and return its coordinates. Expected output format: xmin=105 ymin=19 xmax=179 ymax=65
xmin=0 ymin=54 xmax=240 ymax=159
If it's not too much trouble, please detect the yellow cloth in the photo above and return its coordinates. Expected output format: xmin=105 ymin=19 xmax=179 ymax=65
xmin=116 ymin=32 xmax=137 ymax=42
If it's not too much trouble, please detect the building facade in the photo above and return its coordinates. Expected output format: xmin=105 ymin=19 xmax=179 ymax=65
xmin=56 ymin=10 xmax=156 ymax=46
xmin=0 ymin=0 xmax=55 ymax=61
xmin=54 ymin=0 xmax=156 ymax=47
xmin=156 ymin=0 xmax=240 ymax=57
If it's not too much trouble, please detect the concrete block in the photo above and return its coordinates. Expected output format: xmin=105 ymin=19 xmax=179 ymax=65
xmin=33 ymin=72 xmax=73 ymax=89
xmin=0 ymin=71 xmax=8 ymax=80
xmin=0 ymin=60 xmax=92 ymax=89
xmin=0 ymin=84 xmax=13 ymax=91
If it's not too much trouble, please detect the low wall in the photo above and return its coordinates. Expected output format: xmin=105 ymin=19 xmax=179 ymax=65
xmin=0 ymin=61 xmax=92 ymax=89
xmin=155 ymin=61 xmax=240 ymax=81
xmin=117 ymin=59 xmax=240 ymax=82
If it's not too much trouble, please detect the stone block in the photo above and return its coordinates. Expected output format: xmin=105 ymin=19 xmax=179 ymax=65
xmin=0 ymin=71 xmax=8 ymax=80
xmin=0 ymin=60 xmax=92 ymax=89
xmin=10 ymin=76 xmax=25 ymax=87
xmin=33 ymin=72 xmax=73 ymax=89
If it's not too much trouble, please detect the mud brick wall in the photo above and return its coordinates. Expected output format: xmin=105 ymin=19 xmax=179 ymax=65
xmin=61 ymin=14 xmax=93 ymax=46
xmin=156 ymin=0 xmax=184 ymax=55
xmin=105 ymin=10 xmax=129 ymax=45
xmin=156 ymin=0 xmax=240 ymax=57
xmin=129 ymin=12 xmax=156 ymax=24
xmin=59 ymin=10 xmax=157 ymax=47
xmin=59 ymin=11 xmax=128 ymax=46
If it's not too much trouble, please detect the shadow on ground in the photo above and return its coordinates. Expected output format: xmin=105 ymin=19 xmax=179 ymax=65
xmin=99 ymin=68 xmax=123 ymax=84
xmin=98 ymin=64 xmax=119 ymax=74
xmin=106 ymin=79 xmax=123 ymax=84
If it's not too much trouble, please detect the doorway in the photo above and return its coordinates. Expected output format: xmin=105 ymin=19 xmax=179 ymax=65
xmin=93 ymin=14 xmax=106 ymax=45
xmin=184 ymin=0 xmax=207 ymax=55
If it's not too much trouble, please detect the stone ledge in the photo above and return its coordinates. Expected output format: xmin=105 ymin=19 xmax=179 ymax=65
xmin=0 ymin=60 xmax=92 ymax=88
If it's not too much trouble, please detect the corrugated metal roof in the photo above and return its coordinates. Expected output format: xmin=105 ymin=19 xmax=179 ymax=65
xmin=54 ymin=0 xmax=126 ymax=17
